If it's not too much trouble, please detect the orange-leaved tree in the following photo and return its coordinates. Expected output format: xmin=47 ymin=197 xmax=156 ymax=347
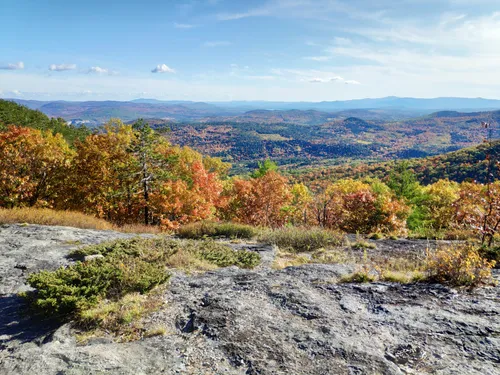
xmin=312 ymin=179 xmax=408 ymax=234
xmin=455 ymin=181 xmax=500 ymax=246
xmin=151 ymin=146 xmax=225 ymax=229
xmin=222 ymin=170 xmax=292 ymax=227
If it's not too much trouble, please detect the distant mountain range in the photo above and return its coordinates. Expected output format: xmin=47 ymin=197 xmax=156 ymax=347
xmin=7 ymin=96 xmax=500 ymax=126
xmin=211 ymin=97 xmax=500 ymax=111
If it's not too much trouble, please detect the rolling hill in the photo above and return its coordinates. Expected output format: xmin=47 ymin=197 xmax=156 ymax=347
xmin=293 ymin=140 xmax=500 ymax=187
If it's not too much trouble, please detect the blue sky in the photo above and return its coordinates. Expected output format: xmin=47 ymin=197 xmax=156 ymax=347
xmin=1 ymin=0 xmax=500 ymax=101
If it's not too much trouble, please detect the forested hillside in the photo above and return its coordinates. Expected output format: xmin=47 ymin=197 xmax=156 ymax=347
xmin=153 ymin=110 xmax=499 ymax=171
xmin=0 ymin=100 xmax=90 ymax=143
xmin=293 ymin=140 xmax=500 ymax=186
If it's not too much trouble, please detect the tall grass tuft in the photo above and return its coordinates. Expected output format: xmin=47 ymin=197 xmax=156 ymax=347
xmin=177 ymin=221 xmax=258 ymax=239
xmin=260 ymin=227 xmax=343 ymax=253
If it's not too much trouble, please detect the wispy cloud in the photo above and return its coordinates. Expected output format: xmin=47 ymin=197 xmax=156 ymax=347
xmin=174 ymin=22 xmax=196 ymax=29
xmin=303 ymin=56 xmax=331 ymax=62
xmin=243 ymin=75 xmax=276 ymax=80
xmin=217 ymin=8 xmax=269 ymax=21
xmin=49 ymin=63 xmax=76 ymax=71
xmin=271 ymin=68 xmax=359 ymax=85
xmin=151 ymin=64 xmax=176 ymax=73
xmin=203 ymin=41 xmax=232 ymax=47
xmin=216 ymin=0 xmax=389 ymax=23
xmin=308 ymin=76 xmax=356 ymax=84
xmin=87 ymin=66 xmax=117 ymax=75
xmin=0 ymin=61 xmax=24 ymax=70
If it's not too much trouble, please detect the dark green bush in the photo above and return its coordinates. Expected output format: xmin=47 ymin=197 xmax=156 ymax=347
xmin=186 ymin=240 xmax=261 ymax=269
xmin=260 ymin=227 xmax=343 ymax=252
xmin=69 ymin=237 xmax=179 ymax=259
xmin=27 ymin=256 xmax=168 ymax=315
xmin=177 ymin=221 xmax=258 ymax=239
xmin=27 ymin=237 xmax=260 ymax=317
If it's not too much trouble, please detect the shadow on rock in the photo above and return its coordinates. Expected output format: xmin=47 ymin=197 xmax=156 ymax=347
xmin=0 ymin=293 xmax=64 ymax=347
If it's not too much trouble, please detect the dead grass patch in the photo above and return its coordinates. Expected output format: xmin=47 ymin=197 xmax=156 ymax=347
xmin=0 ymin=207 xmax=163 ymax=234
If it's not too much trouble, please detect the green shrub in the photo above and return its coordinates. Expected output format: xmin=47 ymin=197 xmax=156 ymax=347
xmin=351 ymin=240 xmax=377 ymax=250
xmin=259 ymin=227 xmax=343 ymax=252
xmin=27 ymin=258 xmax=168 ymax=316
xmin=27 ymin=237 xmax=260 ymax=318
xmin=177 ymin=221 xmax=258 ymax=239
xmin=340 ymin=271 xmax=376 ymax=283
xmin=186 ymin=240 xmax=261 ymax=269
xmin=368 ymin=232 xmax=384 ymax=240
xmin=70 ymin=237 xmax=178 ymax=259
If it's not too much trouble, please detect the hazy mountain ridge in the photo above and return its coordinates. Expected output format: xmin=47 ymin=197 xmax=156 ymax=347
xmin=7 ymin=96 xmax=500 ymax=126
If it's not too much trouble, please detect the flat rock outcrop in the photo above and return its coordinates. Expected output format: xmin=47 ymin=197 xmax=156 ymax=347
xmin=0 ymin=225 xmax=499 ymax=375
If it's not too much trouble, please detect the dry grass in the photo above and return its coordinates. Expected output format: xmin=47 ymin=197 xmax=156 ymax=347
xmin=272 ymin=250 xmax=310 ymax=269
xmin=0 ymin=207 xmax=115 ymax=230
xmin=272 ymin=247 xmax=355 ymax=270
xmin=164 ymin=249 xmax=218 ymax=272
xmin=0 ymin=207 xmax=162 ymax=234
xmin=260 ymin=227 xmax=343 ymax=253
xmin=118 ymin=223 xmax=163 ymax=234
xmin=177 ymin=221 xmax=258 ymax=239
xmin=143 ymin=325 xmax=168 ymax=338
xmin=77 ymin=289 xmax=166 ymax=342
xmin=380 ymin=270 xmax=425 ymax=283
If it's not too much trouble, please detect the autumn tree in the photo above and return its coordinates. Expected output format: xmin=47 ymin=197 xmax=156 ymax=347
xmin=65 ymin=120 xmax=139 ymax=222
xmin=418 ymin=179 xmax=460 ymax=230
xmin=289 ymin=183 xmax=313 ymax=225
xmin=312 ymin=179 xmax=408 ymax=234
xmin=455 ymin=181 xmax=500 ymax=247
xmin=151 ymin=147 xmax=224 ymax=229
xmin=0 ymin=126 xmax=74 ymax=208
xmin=478 ymin=120 xmax=499 ymax=245
xmin=223 ymin=171 xmax=292 ymax=227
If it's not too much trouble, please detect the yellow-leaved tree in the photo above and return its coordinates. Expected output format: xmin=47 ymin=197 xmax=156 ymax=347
xmin=0 ymin=126 xmax=74 ymax=208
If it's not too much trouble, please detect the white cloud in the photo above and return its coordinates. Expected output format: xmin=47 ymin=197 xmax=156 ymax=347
xmin=151 ymin=64 xmax=176 ymax=73
xmin=309 ymin=78 xmax=328 ymax=83
xmin=49 ymin=63 xmax=76 ymax=71
xmin=308 ymin=76 xmax=355 ymax=84
xmin=87 ymin=66 xmax=118 ymax=75
xmin=0 ymin=61 xmax=24 ymax=70
xmin=203 ymin=41 xmax=232 ymax=47
xmin=88 ymin=66 xmax=107 ymax=74
xmin=174 ymin=22 xmax=196 ymax=29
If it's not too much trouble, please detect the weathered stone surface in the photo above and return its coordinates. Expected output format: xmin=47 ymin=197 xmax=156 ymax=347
xmin=1 ymin=225 xmax=499 ymax=375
